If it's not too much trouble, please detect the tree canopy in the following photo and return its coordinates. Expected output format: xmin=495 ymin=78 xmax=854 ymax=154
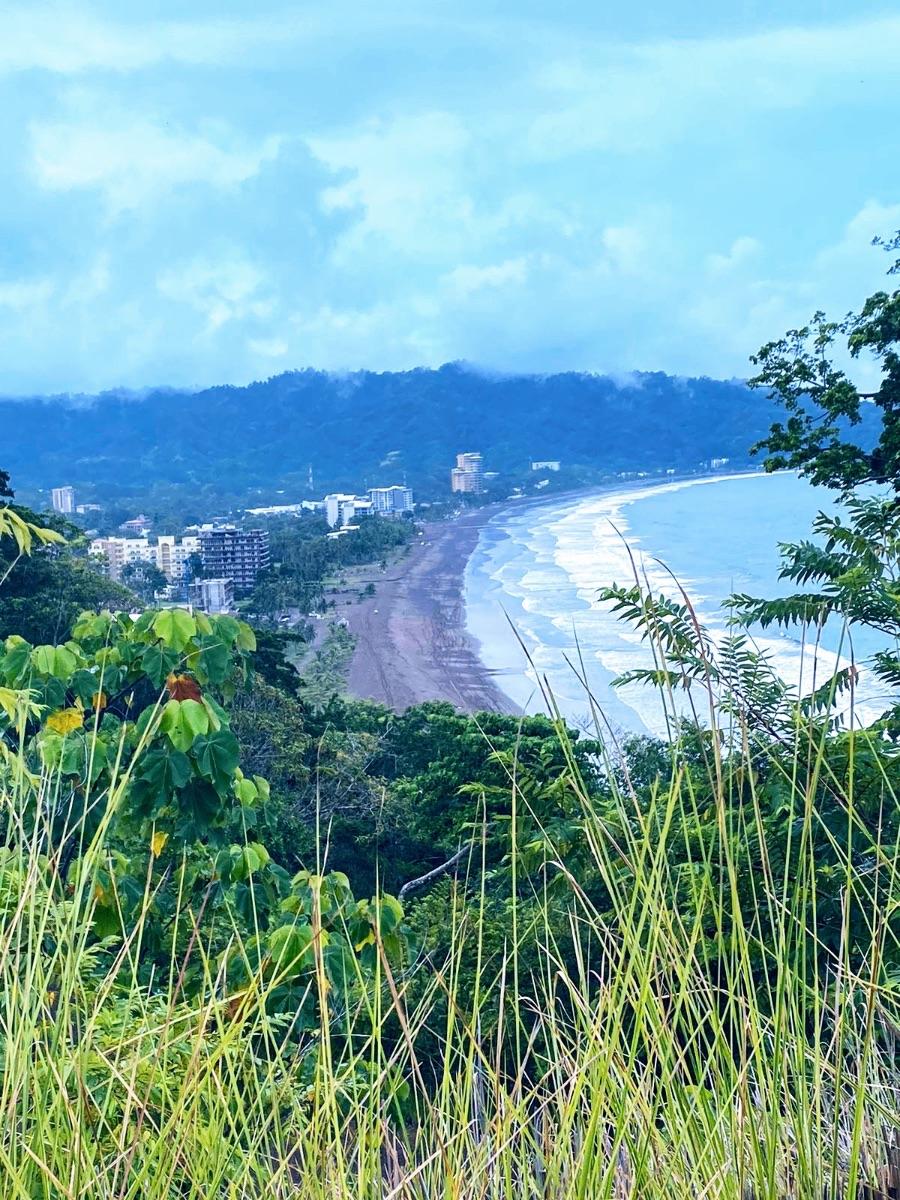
xmin=751 ymin=232 xmax=900 ymax=492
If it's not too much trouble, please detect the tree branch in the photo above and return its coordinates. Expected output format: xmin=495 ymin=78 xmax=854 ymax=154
xmin=398 ymin=843 xmax=472 ymax=902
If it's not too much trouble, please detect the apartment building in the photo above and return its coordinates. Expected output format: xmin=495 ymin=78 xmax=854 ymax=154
xmin=450 ymin=452 xmax=484 ymax=494
xmin=188 ymin=577 xmax=234 ymax=614
xmin=324 ymin=494 xmax=374 ymax=528
xmin=51 ymin=486 xmax=75 ymax=514
xmin=89 ymin=534 xmax=200 ymax=584
xmin=368 ymin=485 xmax=414 ymax=515
xmin=198 ymin=526 xmax=270 ymax=594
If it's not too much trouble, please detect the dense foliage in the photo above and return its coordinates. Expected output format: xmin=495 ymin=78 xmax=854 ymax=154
xmin=0 ymin=490 xmax=134 ymax=643
xmin=751 ymin=233 xmax=900 ymax=491
xmin=248 ymin=512 xmax=415 ymax=623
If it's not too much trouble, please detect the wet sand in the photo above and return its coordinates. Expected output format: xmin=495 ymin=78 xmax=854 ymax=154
xmin=343 ymin=507 xmax=519 ymax=714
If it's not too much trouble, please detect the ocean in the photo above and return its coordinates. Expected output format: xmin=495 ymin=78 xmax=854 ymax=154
xmin=464 ymin=472 xmax=896 ymax=737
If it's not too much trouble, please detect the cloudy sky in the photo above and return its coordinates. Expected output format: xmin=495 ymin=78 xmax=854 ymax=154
xmin=1 ymin=0 xmax=899 ymax=393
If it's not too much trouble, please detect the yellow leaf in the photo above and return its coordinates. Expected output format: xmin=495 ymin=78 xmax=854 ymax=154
xmin=46 ymin=708 xmax=84 ymax=735
xmin=91 ymin=691 xmax=107 ymax=711
xmin=150 ymin=831 xmax=169 ymax=858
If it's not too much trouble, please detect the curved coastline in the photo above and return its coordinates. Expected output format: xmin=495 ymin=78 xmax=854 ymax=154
xmin=464 ymin=469 xmax=889 ymax=736
xmin=343 ymin=471 xmax=766 ymax=716
xmin=464 ymin=470 xmax=779 ymax=730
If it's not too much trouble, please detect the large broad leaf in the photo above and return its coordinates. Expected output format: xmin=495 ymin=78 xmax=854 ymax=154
xmin=176 ymin=779 xmax=222 ymax=839
xmin=236 ymin=622 xmax=256 ymax=651
xmin=131 ymin=747 xmax=193 ymax=818
xmin=31 ymin=644 xmax=78 ymax=679
xmin=152 ymin=609 xmax=197 ymax=652
xmin=39 ymin=729 xmax=86 ymax=776
xmin=159 ymin=698 xmax=209 ymax=751
xmin=1 ymin=637 xmax=32 ymax=686
xmin=193 ymin=729 xmax=240 ymax=791
xmin=229 ymin=841 xmax=271 ymax=883
xmin=142 ymin=643 xmax=180 ymax=689
xmin=194 ymin=635 xmax=231 ymax=685
xmin=212 ymin=615 xmax=241 ymax=644
xmin=72 ymin=612 xmax=113 ymax=642
xmin=69 ymin=668 xmax=104 ymax=707
xmin=267 ymin=922 xmax=314 ymax=975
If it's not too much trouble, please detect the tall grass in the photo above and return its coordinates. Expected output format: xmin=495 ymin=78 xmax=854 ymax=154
xmin=3 ymin=679 xmax=900 ymax=1198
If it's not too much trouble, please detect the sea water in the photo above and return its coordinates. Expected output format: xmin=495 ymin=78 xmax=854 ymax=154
xmin=464 ymin=472 xmax=896 ymax=737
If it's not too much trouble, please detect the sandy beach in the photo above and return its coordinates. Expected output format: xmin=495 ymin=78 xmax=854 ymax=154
xmin=340 ymin=471 xmax=766 ymax=716
xmin=343 ymin=506 xmax=519 ymax=714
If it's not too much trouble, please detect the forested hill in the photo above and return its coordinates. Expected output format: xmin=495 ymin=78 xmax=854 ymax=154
xmin=6 ymin=364 xmax=791 ymax=502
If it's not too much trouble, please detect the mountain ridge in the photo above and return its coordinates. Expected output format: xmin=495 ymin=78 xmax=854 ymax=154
xmin=4 ymin=363 xmax=807 ymax=504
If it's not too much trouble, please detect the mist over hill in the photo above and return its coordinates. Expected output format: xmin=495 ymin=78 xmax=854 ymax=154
xmin=6 ymin=364 xmax=796 ymax=504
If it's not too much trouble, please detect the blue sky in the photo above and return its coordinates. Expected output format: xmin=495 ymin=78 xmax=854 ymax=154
xmin=1 ymin=1 xmax=899 ymax=394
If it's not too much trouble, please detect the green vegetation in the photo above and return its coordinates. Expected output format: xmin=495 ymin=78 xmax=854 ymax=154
xmin=248 ymin=514 xmax=414 ymax=625
xmin=120 ymin=559 xmax=168 ymax=603
xmin=2 ymin=240 xmax=900 ymax=1196
xmin=0 ymin=485 xmax=134 ymax=643
xmin=10 ymin=366 xmax=872 ymax=514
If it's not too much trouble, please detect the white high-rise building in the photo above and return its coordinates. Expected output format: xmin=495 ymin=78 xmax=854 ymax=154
xmin=51 ymin=486 xmax=75 ymax=514
xmin=450 ymin=452 xmax=483 ymax=494
xmin=368 ymin=485 xmax=414 ymax=515
xmin=325 ymin=494 xmax=375 ymax=528
xmin=325 ymin=493 xmax=356 ymax=528
xmin=155 ymin=535 xmax=201 ymax=582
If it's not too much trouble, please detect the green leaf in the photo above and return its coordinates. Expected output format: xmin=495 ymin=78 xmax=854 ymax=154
xmin=131 ymin=747 xmax=193 ymax=818
xmin=152 ymin=609 xmax=197 ymax=652
xmin=268 ymin=922 xmax=314 ymax=975
xmin=31 ymin=644 xmax=78 ymax=679
xmin=212 ymin=615 xmax=241 ymax=644
xmin=141 ymin=643 xmax=180 ymax=689
xmin=72 ymin=612 xmax=112 ymax=642
xmin=376 ymin=894 xmax=404 ymax=936
xmin=1 ymin=637 xmax=31 ymax=685
xmin=69 ymin=669 xmax=102 ymax=706
xmin=236 ymin=622 xmax=256 ymax=651
xmin=175 ymin=779 xmax=221 ymax=838
xmin=193 ymin=729 xmax=240 ymax=790
xmin=195 ymin=634 xmax=231 ymax=685
xmin=159 ymin=698 xmax=209 ymax=751
xmin=235 ymin=777 xmax=258 ymax=806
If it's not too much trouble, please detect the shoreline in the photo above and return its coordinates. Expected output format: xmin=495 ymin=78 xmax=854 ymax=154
xmin=343 ymin=469 xmax=769 ymax=714
xmin=343 ymin=505 xmax=520 ymax=713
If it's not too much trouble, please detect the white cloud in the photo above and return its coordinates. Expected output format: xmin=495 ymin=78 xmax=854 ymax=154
xmin=0 ymin=4 xmax=488 ymax=76
xmin=157 ymin=259 xmax=273 ymax=333
xmin=247 ymin=336 xmax=289 ymax=358
xmin=30 ymin=117 xmax=282 ymax=211
xmin=443 ymin=257 xmax=529 ymax=297
xmin=0 ymin=278 xmax=54 ymax=309
xmin=0 ymin=7 xmax=319 ymax=74
xmin=308 ymin=112 xmax=475 ymax=258
xmin=707 ymin=237 xmax=762 ymax=275
xmin=814 ymin=200 xmax=900 ymax=275
xmin=0 ymin=6 xmax=897 ymax=393
xmin=527 ymin=15 xmax=900 ymax=157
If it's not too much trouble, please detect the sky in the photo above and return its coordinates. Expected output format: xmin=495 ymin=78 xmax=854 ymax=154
xmin=1 ymin=0 xmax=899 ymax=394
